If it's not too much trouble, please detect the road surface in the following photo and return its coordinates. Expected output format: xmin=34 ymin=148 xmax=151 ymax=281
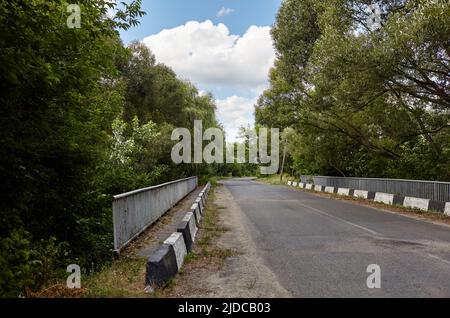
xmin=220 ymin=178 xmax=450 ymax=297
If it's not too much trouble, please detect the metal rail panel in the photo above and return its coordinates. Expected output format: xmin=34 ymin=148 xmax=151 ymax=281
xmin=112 ymin=176 xmax=198 ymax=253
xmin=300 ymin=176 xmax=450 ymax=202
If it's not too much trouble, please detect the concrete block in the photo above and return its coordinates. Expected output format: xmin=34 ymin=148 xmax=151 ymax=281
xmin=403 ymin=196 xmax=429 ymax=211
xmin=367 ymin=192 xmax=376 ymax=200
xmin=145 ymin=244 xmax=178 ymax=288
xmin=314 ymin=185 xmax=322 ymax=192
xmin=305 ymin=184 xmax=313 ymax=190
xmin=287 ymin=181 xmax=292 ymax=186
xmin=200 ymin=192 xmax=206 ymax=205
xmin=353 ymin=190 xmax=368 ymax=199
xmin=445 ymin=202 xmax=450 ymax=216
xmin=177 ymin=212 xmax=198 ymax=252
xmin=374 ymin=192 xmax=394 ymax=205
xmin=428 ymin=200 xmax=445 ymax=213
xmin=190 ymin=203 xmax=201 ymax=225
xmin=183 ymin=212 xmax=198 ymax=242
xmin=177 ymin=221 xmax=192 ymax=252
xmin=195 ymin=197 xmax=204 ymax=214
xmin=393 ymin=195 xmax=405 ymax=206
xmin=337 ymin=188 xmax=350 ymax=196
xmin=164 ymin=232 xmax=187 ymax=270
xmin=325 ymin=186 xmax=335 ymax=194
xmin=293 ymin=182 xmax=298 ymax=187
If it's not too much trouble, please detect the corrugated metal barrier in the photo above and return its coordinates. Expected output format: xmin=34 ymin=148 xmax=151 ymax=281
xmin=113 ymin=176 xmax=198 ymax=253
xmin=300 ymin=176 xmax=450 ymax=202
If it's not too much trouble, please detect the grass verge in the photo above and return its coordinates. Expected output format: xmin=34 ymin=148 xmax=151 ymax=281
xmin=81 ymin=256 xmax=148 ymax=298
xmin=64 ymin=185 xmax=236 ymax=298
xmin=157 ymin=186 xmax=238 ymax=297
xmin=29 ymin=255 xmax=147 ymax=298
xmin=257 ymin=174 xmax=293 ymax=186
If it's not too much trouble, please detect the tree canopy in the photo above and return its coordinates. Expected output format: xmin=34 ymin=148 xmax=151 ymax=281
xmin=256 ymin=0 xmax=450 ymax=179
xmin=0 ymin=0 xmax=220 ymax=296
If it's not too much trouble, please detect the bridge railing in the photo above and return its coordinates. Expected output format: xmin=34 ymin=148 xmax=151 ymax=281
xmin=112 ymin=176 xmax=198 ymax=253
xmin=300 ymin=175 xmax=450 ymax=202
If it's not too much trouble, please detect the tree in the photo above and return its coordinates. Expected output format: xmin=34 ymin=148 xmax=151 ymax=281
xmin=0 ymin=0 xmax=145 ymax=296
xmin=256 ymin=0 xmax=450 ymax=180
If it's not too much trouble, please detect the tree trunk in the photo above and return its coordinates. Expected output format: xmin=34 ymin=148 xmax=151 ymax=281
xmin=280 ymin=140 xmax=287 ymax=182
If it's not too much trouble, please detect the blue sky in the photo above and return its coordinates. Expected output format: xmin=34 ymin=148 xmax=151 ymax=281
xmin=119 ymin=0 xmax=282 ymax=140
xmin=120 ymin=0 xmax=281 ymax=44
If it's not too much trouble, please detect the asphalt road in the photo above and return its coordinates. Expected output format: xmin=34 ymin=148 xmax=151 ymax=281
xmin=221 ymin=178 xmax=450 ymax=297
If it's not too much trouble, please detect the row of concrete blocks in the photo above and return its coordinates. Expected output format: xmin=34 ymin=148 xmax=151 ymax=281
xmin=145 ymin=182 xmax=212 ymax=291
xmin=287 ymin=181 xmax=450 ymax=216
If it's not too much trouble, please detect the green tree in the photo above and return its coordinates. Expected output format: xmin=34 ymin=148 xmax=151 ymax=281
xmin=0 ymin=0 xmax=145 ymax=296
xmin=256 ymin=0 xmax=450 ymax=180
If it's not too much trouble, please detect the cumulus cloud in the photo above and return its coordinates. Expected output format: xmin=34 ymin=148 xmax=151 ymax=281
xmin=217 ymin=7 xmax=235 ymax=18
xmin=141 ymin=20 xmax=275 ymax=142
xmin=216 ymin=95 xmax=257 ymax=141
xmin=141 ymin=20 xmax=275 ymax=89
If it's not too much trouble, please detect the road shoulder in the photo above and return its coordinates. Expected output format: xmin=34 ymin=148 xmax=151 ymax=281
xmin=161 ymin=184 xmax=291 ymax=298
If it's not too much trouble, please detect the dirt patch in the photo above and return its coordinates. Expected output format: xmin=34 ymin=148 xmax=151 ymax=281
xmin=162 ymin=184 xmax=291 ymax=298
xmin=27 ymin=284 xmax=86 ymax=298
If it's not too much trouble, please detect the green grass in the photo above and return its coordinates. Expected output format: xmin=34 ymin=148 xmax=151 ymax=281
xmin=257 ymin=174 xmax=295 ymax=185
xmin=155 ymin=187 xmax=238 ymax=297
xmin=81 ymin=185 xmax=237 ymax=298
xmin=81 ymin=255 xmax=148 ymax=298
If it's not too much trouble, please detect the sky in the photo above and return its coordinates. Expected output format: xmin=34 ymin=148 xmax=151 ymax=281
xmin=119 ymin=0 xmax=282 ymax=141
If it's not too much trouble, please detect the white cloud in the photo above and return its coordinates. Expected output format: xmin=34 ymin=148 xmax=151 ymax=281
xmin=142 ymin=20 xmax=275 ymax=89
xmin=141 ymin=20 xmax=275 ymax=142
xmin=217 ymin=7 xmax=235 ymax=18
xmin=216 ymin=96 xmax=257 ymax=141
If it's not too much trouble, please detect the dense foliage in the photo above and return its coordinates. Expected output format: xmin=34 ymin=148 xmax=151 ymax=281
xmin=256 ymin=0 xmax=450 ymax=180
xmin=0 ymin=0 xmax=223 ymax=296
